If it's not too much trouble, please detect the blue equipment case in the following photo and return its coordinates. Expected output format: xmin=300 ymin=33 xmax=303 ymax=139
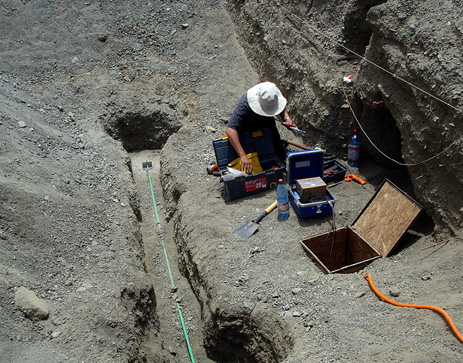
xmin=213 ymin=129 xmax=285 ymax=201
xmin=286 ymin=149 xmax=335 ymax=218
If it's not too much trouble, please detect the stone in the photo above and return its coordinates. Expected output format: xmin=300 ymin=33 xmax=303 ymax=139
xmin=304 ymin=321 xmax=314 ymax=328
xmin=15 ymin=286 xmax=49 ymax=321
xmin=168 ymin=345 xmax=177 ymax=355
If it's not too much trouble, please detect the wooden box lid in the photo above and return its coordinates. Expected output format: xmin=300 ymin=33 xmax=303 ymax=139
xmin=352 ymin=179 xmax=422 ymax=257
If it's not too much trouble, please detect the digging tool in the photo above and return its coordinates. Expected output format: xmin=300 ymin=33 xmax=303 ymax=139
xmin=235 ymin=201 xmax=278 ymax=239
xmin=281 ymin=138 xmax=310 ymax=150
xmin=281 ymin=121 xmax=307 ymax=136
xmin=281 ymin=139 xmax=327 ymax=154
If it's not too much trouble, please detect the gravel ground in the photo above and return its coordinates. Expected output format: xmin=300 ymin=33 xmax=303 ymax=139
xmin=0 ymin=1 xmax=462 ymax=362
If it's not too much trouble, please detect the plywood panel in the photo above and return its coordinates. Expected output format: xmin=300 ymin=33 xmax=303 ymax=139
xmin=353 ymin=180 xmax=422 ymax=257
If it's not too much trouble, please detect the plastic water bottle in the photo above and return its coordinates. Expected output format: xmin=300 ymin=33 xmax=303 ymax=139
xmin=277 ymin=179 xmax=290 ymax=220
xmin=347 ymin=129 xmax=361 ymax=167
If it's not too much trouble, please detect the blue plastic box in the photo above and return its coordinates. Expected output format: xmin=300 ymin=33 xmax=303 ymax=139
xmin=213 ymin=129 xmax=285 ymax=201
xmin=286 ymin=149 xmax=335 ymax=218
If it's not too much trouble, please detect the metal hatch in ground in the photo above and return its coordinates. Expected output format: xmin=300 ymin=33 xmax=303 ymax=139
xmin=300 ymin=179 xmax=423 ymax=274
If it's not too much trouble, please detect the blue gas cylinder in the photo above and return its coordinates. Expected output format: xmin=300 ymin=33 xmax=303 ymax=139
xmin=347 ymin=129 xmax=361 ymax=167
xmin=277 ymin=179 xmax=290 ymax=220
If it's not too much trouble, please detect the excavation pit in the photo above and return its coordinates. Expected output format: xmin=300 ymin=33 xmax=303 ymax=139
xmin=204 ymin=307 xmax=294 ymax=363
xmin=104 ymin=109 xmax=182 ymax=152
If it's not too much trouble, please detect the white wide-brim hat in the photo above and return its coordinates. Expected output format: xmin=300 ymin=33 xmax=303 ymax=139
xmin=247 ymin=82 xmax=287 ymax=117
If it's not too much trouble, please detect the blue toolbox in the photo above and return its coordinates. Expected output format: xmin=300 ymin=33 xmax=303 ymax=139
xmin=286 ymin=149 xmax=335 ymax=218
xmin=213 ymin=129 xmax=285 ymax=201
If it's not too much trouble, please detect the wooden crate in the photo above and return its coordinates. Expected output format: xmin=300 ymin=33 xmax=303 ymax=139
xmin=301 ymin=226 xmax=380 ymax=274
xmin=300 ymin=179 xmax=423 ymax=274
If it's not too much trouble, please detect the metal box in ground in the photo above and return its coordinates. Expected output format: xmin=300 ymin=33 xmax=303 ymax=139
xmin=213 ymin=129 xmax=285 ymax=201
xmin=300 ymin=179 xmax=423 ymax=274
xmin=286 ymin=149 xmax=335 ymax=218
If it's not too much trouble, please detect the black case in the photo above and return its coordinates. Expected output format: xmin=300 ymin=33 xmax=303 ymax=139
xmin=213 ymin=129 xmax=285 ymax=201
xmin=323 ymin=158 xmax=347 ymax=183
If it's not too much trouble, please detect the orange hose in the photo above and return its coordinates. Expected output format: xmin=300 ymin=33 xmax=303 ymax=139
xmin=363 ymin=274 xmax=463 ymax=344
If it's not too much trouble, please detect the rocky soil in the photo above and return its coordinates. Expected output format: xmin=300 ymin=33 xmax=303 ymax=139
xmin=0 ymin=1 xmax=462 ymax=362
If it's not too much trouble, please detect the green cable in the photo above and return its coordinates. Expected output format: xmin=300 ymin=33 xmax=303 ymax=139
xmin=147 ymin=171 xmax=195 ymax=363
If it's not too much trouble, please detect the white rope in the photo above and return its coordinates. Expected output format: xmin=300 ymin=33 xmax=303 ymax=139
xmin=277 ymin=4 xmax=463 ymax=115
xmin=275 ymin=3 xmax=462 ymax=166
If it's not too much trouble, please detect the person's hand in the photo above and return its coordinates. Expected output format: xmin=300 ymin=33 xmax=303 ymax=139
xmin=240 ymin=154 xmax=252 ymax=174
xmin=283 ymin=118 xmax=297 ymax=128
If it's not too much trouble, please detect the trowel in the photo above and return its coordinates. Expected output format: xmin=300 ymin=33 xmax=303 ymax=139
xmin=235 ymin=201 xmax=278 ymax=239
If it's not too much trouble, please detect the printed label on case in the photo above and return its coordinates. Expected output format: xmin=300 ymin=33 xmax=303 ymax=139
xmin=245 ymin=177 xmax=267 ymax=192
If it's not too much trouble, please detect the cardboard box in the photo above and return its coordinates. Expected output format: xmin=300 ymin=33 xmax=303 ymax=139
xmin=300 ymin=179 xmax=422 ymax=273
xmin=213 ymin=129 xmax=285 ymax=201
xmin=296 ymin=177 xmax=326 ymax=203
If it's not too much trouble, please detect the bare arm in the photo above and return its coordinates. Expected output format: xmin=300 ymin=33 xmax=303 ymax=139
xmin=279 ymin=108 xmax=296 ymax=128
xmin=225 ymin=127 xmax=253 ymax=174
